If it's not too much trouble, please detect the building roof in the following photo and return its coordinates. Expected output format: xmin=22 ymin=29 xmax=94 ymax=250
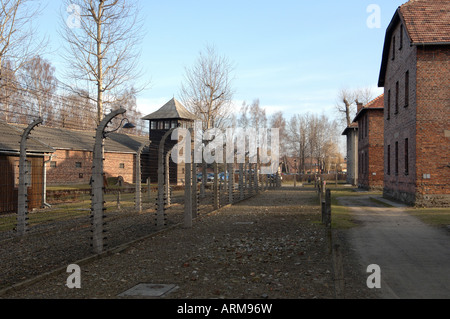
xmin=353 ymin=94 xmax=384 ymax=122
xmin=0 ymin=121 xmax=55 ymax=155
xmin=10 ymin=124 xmax=149 ymax=154
xmin=341 ymin=122 xmax=358 ymax=136
xmin=378 ymin=0 xmax=450 ymax=86
xmin=142 ymin=98 xmax=198 ymax=121
xmin=401 ymin=0 xmax=450 ymax=45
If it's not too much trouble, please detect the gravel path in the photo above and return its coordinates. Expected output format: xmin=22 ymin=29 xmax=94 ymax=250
xmin=0 ymin=187 xmax=375 ymax=299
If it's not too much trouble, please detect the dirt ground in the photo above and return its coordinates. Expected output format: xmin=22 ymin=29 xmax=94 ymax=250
xmin=0 ymin=187 xmax=376 ymax=299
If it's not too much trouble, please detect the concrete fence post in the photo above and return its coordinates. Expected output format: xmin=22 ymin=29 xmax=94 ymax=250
xmin=213 ymin=161 xmax=219 ymax=210
xmin=201 ymin=160 xmax=206 ymax=198
xmin=322 ymin=189 xmax=332 ymax=228
xmin=165 ymin=151 xmax=171 ymax=208
xmin=17 ymin=118 xmax=43 ymax=236
xmin=135 ymin=142 xmax=150 ymax=213
xmin=325 ymin=189 xmax=332 ymax=228
xmin=246 ymin=162 xmax=253 ymax=197
xmin=239 ymin=163 xmax=244 ymax=201
xmin=184 ymin=160 xmax=192 ymax=228
xmin=91 ymin=108 xmax=126 ymax=254
xmin=147 ymin=178 xmax=151 ymax=203
xmin=228 ymin=163 xmax=234 ymax=204
xmin=192 ymin=164 xmax=198 ymax=218
xmin=156 ymin=129 xmax=175 ymax=228
xmin=255 ymin=154 xmax=260 ymax=194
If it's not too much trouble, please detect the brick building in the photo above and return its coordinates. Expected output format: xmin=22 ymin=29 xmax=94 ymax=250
xmin=12 ymin=125 xmax=149 ymax=186
xmin=378 ymin=0 xmax=450 ymax=206
xmin=353 ymin=94 xmax=384 ymax=190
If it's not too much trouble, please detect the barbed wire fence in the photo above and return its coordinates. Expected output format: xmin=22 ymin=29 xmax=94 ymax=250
xmin=0 ymin=79 xmax=282 ymax=290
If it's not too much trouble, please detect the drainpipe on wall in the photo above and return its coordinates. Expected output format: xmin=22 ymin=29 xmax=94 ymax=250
xmin=42 ymin=154 xmax=53 ymax=208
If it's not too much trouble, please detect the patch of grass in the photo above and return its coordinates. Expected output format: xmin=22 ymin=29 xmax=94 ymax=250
xmin=47 ymin=184 xmax=91 ymax=191
xmin=0 ymin=191 xmax=146 ymax=233
xmin=329 ymin=190 xmax=359 ymax=229
xmin=407 ymin=207 xmax=450 ymax=227
xmin=319 ymin=186 xmax=381 ymax=229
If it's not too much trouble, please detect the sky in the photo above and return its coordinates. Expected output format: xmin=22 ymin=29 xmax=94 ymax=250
xmin=35 ymin=0 xmax=407 ymax=129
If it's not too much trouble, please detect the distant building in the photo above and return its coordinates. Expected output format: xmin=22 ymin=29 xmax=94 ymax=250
xmin=12 ymin=125 xmax=149 ymax=186
xmin=353 ymin=95 xmax=384 ymax=190
xmin=378 ymin=0 xmax=450 ymax=206
xmin=142 ymin=98 xmax=198 ymax=185
xmin=342 ymin=122 xmax=358 ymax=185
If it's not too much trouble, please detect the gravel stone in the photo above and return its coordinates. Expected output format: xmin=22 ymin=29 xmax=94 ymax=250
xmin=0 ymin=187 xmax=377 ymax=299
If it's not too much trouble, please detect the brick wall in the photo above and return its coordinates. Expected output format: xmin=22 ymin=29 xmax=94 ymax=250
xmin=46 ymin=150 xmax=136 ymax=186
xmin=358 ymin=110 xmax=384 ymax=190
xmin=104 ymin=152 xmax=136 ymax=184
xmin=383 ymin=21 xmax=450 ymax=206
xmin=383 ymin=21 xmax=418 ymax=204
xmin=414 ymin=45 xmax=450 ymax=206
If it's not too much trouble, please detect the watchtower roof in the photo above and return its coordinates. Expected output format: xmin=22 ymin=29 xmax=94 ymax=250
xmin=142 ymin=98 xmax=198 ymax=121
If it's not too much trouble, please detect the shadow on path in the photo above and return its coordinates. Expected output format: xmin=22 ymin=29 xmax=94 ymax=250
xmin=337 ymin=195 xmax=450 ymax=299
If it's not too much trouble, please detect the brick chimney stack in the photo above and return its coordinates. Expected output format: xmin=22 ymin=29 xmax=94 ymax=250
xmin=356 ymin=100 xmax=364 ymax=113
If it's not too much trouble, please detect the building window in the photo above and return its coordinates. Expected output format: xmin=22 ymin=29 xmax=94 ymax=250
xmin=76 ymin=162 xmax=82 ymax=168
xmin=404 ymin=138 xmax=409 ymax=175
xmin=395 ymin=142 xmax=399 ymax=175
xmin=405 ymin=71 xmax=409 ymax=107
xmin=387 ymin=90 xmax=391 ymax=120
xmin=157 ymin=121 xmax=164 ymax=130
xmin=392 ymin=36 xmax=396 ymax=60
xmin=395 ymin=81 xmax=399 ymax=114
xmin=360 ymin=153 xmax=363 ymax=175
xmin=365 ymin=115 xmax=368 ymax=138
xmin=387 ymin=145 xmax=391 ymax=175
xmin=361 ymin=117 xmax=364 ymax=139
xmin=50 ymin=161 xmax=57 ymax=168
xmin=119 ymin=163 xmax=125 ymax=169
xmin=366 ymin=152 xmax=369 ymax=174
xmin=171 ymin=121 xmax=178 ymax=129
xmin=164 ymin=121 xmax=170 ymax=129
xmin=399 ymin=25 xmax=403 ymax=50
xmin=150 ymin=121 xmax=156 ymax=130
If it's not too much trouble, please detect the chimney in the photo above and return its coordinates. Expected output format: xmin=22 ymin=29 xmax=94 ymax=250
xmin=356 ymin=100 xmax=364 ymax=113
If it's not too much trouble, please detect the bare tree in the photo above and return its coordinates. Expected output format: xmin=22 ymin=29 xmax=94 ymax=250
xmin=336 ymin=87 xmax=374 ymax=128
xmin=248 ymin=99 xmax=267 ymax=129
xmin=270 ymin=111 xmax=288 ymax=156
xmin=61 ymin=0 xmax=145 ymax=124
xmin=288 ymin=114 xmax=308 ymax=173
xmin=58 ymin=90 xmax=96 ymax=130
xmin=0 ymin=0 xmax=45 ymax=119
xmin=180 ymin=45 xmax=235 ymax=130
xmin=111 ymin=87 xmax=146 ymax=136
xmin=20 ymin=55 xmax=58 ymax=121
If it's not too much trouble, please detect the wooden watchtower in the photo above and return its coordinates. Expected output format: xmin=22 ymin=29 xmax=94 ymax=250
xmin=142 ymin=98 xmax=197 ymax=185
